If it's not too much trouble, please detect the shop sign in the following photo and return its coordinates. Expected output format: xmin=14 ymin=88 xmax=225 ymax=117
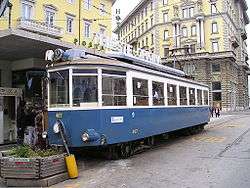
xmin=0 ymin=87 xmax=22 ymax=97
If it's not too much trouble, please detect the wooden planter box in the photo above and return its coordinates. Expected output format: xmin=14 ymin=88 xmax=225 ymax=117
xmin=0 ymin=152 xmax=69 ymax=187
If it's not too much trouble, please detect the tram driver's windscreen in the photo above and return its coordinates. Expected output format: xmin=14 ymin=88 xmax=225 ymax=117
xmin=72 ymin=76 xmax=98 ymax=107
xmin=49 ymin=70 xmax=69 ymax=108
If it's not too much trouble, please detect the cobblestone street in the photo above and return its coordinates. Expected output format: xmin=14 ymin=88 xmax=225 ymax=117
xmin=50 ymin=111 xmax=250 ymax=188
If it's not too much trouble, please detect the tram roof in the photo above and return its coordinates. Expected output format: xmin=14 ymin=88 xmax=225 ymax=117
xmin=48 ymin=54 xmax=208 ymax=88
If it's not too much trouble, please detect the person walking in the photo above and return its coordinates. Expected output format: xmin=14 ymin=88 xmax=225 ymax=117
xmin=210 ymin=106 xmax=214 ymax=118
xmin=215 ymin=107 xmax=220 ymax=118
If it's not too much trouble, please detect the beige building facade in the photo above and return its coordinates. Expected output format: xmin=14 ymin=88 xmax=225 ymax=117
xmin=114 ymin=0 xmax=249 ymax=111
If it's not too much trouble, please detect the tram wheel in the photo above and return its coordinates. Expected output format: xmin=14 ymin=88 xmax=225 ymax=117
xmin=120 ymin=143 xmax=133 ymax=159
xmin=146 ymin=136 xmax=155 ymax=146
xmin=106 ymin=145 xmax=119 ymax=160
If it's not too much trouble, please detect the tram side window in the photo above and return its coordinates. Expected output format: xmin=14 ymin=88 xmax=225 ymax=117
xmin=102 ymin=76 xmax=126 ymax=106
xmin=189 ymin=88 xmax=196 ymax=105
xmin=72 ymin=76 xmax=98 ymax=107
xmin=203 ymin=90 xmax=209 ymax=105
xmin=197 ymin=89 xmax=203 ymax=105
xmin=179 ymin=86 xmax=187 ymax=105
xmin=152 ymin=81 xmax=164 ymax=106
xmin=167 ymin=84 xmax=177 ymax=105
xmin=133 ymin=78 xmax=149 ymax=106
xmin=49 ymin=70 xmax=69 ymax=107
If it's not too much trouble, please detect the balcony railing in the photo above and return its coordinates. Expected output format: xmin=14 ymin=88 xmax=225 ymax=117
xmin=162 ymin=51 xmax=237 ymax=63
xmin=17 ymin=18 xmax=63 ymax=39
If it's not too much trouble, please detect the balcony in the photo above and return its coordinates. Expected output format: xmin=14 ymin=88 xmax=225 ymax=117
xmin=17 ymin=18 xmax=63 ymax=39
xmin=231 ymin=36 xmax=239 ymax=48
xmin=162 ymin=51 xmax=237 ymax=63
xmin=241 ymin=29 xmax=247 ymax=40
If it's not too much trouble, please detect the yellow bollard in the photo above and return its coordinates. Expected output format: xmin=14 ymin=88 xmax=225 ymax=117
xmin=65 ymin=154 xmax=78 ymax=179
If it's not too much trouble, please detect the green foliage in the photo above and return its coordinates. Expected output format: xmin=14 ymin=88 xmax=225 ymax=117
xmin=8 ymin=145 xmax=62 ymax=158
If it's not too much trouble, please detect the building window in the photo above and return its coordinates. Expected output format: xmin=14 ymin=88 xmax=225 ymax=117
xmin=151 ymin=17 xmax=154 ymax=27
xmin=191 ymin=25 xmax=196 ymax=36
xmin=183 ymin=8 xmax=189 ymax=18
xmin=84 ymin=0 xmax=91 ymax=10
xmin=164 ymin=30 xmax=169 ymax=40
xmin=152 ymin=81 xmax=164 ymax=106
xmin=212 ymin=92 xmax=221 ymax=101
xmin=163 ymin=0 xmax=168 ymax=5
xmin=84 ymin=22 xmax=91 ymax=38
xmin=133 ymin=78 xmax=149 ymax=106
xmin=138 ymin=26 xmax=140 ymax=35
xmin=182 ymin=27 xmax=188 ymax=37
xmin=141 ymin=24 xmax=144 ymax=33
xmin=189 ymin=88 xmax=196 ymax=105
xmin=212 ymin=22 xmax=218 ymax=33
xmin=141 ymin=10 xmax=144 ymax=19
xmin=146 ymin=37 xmax=148 ymax=46
xmin=21 ymin=1 xmax=33 ymax=20
xmin=164 ymin=48 xmax=169 ymax=57
xmin=151 ymin=34 xmax=154 ymax=45
xmin=145 ymin=7 xmax=148 ymax=16
xmin=167 ymin=84 xmax=177 ymax=105
xmin=102 ymin=74 xmax=126 ymax=106
xmin=163 ymin=13 xmax=168 ymax=23
xmin=145 ymin=20 xmax=148 ymax=30
xmin=45 ymin=10 xmax=55 ymax=26
xmin=100 ymin=27 xmax=105 ymax=35
xmin=212 ymin=63 xmax=220 ymax=72
xmin=100 ymin=3 xmax=105 ymax=15
xmin=189 ymin=7 xmax=194 ymax=17
xmin=203 ymin=90 xmax=209 ymax=105
xmin=212 ymin=41 xmax=219 ymax=52
xmin=151 ymin=1 xmax=153 ymax=11
xmin=197 ymin=89 xmax=203 ymax=105
xmin=66 ymin=16 xmax=73 ymax=33
xmin=211 ymin=3 xmax=217 ymax=14
xmin=212 ymin=81 xmax=221 ymax=91
xmin=179 ymin=86 xmax=187 ymax=105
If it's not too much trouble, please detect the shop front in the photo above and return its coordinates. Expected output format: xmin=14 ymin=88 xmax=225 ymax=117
xmin=0 ymin=87 xmax=22 ymax=144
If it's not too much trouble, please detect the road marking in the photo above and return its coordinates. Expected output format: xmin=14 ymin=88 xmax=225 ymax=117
xmin=192 ymin=136 xmax=226 ymax=143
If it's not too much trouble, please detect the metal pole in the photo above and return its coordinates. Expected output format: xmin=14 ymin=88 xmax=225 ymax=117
xmin=78 ymin=0 xmax=81 ymax=45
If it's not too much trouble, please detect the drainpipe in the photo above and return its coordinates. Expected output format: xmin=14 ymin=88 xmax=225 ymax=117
xmin=8 ymin=1 xmax=12 ymax=29
xmin=78 ymin=0 xmax=81 ymax=45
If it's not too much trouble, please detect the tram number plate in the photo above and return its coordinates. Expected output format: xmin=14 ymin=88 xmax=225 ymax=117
xmin=111 ymin=116 xmax=124 ymax=124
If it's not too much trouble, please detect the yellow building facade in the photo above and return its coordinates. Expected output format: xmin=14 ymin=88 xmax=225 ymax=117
xmin=114 ymin=0 xmax=249 ymax=111
xmin=0 ymin=0 xmax=115 ymax=45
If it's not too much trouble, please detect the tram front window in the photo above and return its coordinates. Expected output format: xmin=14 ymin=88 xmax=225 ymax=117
xmin=72 ymin=76 xmax=98 ymax=107
xmin=49 ymin=70 xmax=69 ymax=107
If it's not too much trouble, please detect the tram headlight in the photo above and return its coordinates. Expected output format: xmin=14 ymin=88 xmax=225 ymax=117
xmin=53 ymin=121 xmax=61 ymax=134
xmin=81 ymin=132 xmax=89 ymax=142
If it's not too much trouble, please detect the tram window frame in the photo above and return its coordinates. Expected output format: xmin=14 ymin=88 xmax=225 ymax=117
xmin=167 ymin=84 xmax=177 ymax=106
xmin=102 ymin=72 xmax=127 ymax=106
xmin=203 ymin=90 xmax=209 ymax=105
xmin=179 ymin=86 xmax=187 ymax=105
xmin=133 ymin=78 xmax=149 ymax=106
xmin=49 ymin=70 xmax=70 ymax=108
xmin=197 ymin=89 xmax=203 ymax=105
xmin=189 ymin=88 xmax=196 ymax=105
xmin=152 ymin=81 xmax=164 ymax=106
xmin=72 ymin=70 xmax=98 ymax=107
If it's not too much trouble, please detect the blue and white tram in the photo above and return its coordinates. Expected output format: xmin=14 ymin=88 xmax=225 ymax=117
xmin=47 ymin=49 xmax=210 ymax=158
